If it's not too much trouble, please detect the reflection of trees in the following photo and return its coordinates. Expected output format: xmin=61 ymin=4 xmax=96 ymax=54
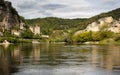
xmin=19 ymin=43 xmax=33 ymax=57
xmin=91 ymin=45 xmax=120 ymax=71
xmin=38 ymin=43 xmax=64 ymax=65
xmin=0 ymin=44 xmax=32 ymax=75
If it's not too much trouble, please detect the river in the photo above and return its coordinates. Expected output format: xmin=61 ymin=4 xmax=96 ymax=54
xmin=0 ymin=43 xmax=120 ymax=75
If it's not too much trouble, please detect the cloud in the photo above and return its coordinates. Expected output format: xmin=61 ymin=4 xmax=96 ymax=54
xmin=41 ymin=4 xmax=67 ymax=10
xmin=101 ymin=0 xmax=115 ymax=2
xmin=6 ymin=0 xmax=120 ymax=19
xmin=17 ymin=1 xmax=37 ymax=9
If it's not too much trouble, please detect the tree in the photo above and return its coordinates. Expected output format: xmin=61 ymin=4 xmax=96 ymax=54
xmin=92 ymin=31 xmax=103 ymax=41
xmin=21 ymin=29 xmax=34 ymax=39
xmin=73 ymin=31 xmax=92 ymax=43
xmin=100 ymin=30 xmax=113 ymax=39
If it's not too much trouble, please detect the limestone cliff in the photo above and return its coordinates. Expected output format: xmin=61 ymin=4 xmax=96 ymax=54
xmin=0 ymin=0 xmax=24 ymax=31
xmin=74 ymin=17 xmax=120 ymax=36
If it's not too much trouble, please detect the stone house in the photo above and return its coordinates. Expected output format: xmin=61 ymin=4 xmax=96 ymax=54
xmin=20 ymin=22 xmax=26 ymax=30
xmin=29 ymin=25 xmax=40 ymax=35
xmin=11 ymin=30 xmax=20 ymax=36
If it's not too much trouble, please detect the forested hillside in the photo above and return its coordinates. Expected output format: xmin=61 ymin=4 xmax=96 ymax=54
xmin=25 ymin=8 xmax=120 ymax=35
xmin=84 ymin=8 xmax=120 ymax=27
xmin=25 ymin=17 xmax=87 ymax=35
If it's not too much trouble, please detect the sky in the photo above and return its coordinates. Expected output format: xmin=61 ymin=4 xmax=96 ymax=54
xmin=6 ymin=0 xmax=120 ymax=19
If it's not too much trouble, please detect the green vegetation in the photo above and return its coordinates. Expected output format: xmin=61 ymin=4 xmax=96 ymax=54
xmin=73 ymin=31 xmax=92 ymax=43
xmin=0 ymin=37 xmax=33 ymax=43
xmin=83 ymin=8 xmax=120 ymax=28
xmin=1 ymin=8 xmax=120 ymax=44
xmin=21 ymin=29 xmax=34 ymax=39
xmin=0 ymin=37 xmax=18 ymax=43
xmin=73 ymin=30 xmax=114 ymax=43
xmin=25 ymin=8 xmax=120 ymax=35
xmin=50 ymin=30 xmax=68 ymax=42
xmin=3 ymin=30 xmax=14 ymax=37
xmin=25 ymin=17 xmax=87 ymax=35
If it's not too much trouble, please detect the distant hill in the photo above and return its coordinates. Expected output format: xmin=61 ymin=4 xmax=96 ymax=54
xmin=25 ymin=8 xmax=120 ymax=35
xmin=25 ymin=17 xmax=87 ymax=35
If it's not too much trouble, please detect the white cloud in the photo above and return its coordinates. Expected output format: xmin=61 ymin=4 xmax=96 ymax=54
xmin=101 ymin=0 xmax=115 ymax=2
xmin=6 ymin=0 xmax=120 ymax=19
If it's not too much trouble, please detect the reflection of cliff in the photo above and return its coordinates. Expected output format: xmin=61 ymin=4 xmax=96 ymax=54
xmin=0 ymin=50 xmax=10 ymax=75
xmin=91 ymin=47 xmax=99 ymax=66
xmin=106 ymin=46 xmax=120 ymax=70
xmin=0 ymin=45 xmax=21 ymax=75
xmin=91 ymin=45 xmax=120 ymax=71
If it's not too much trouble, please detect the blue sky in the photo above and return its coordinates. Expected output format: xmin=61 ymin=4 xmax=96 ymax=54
xmin=7 ymin=0 xmax=120 ymax=19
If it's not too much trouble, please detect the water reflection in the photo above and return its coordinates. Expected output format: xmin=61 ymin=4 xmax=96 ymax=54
xmin=0 ymin=44 xmax=120 ymax=75
xmin=91 ymin=45 xmax=120 ymax=71
xmin=0 ymin=44 xmax=20 ymax=75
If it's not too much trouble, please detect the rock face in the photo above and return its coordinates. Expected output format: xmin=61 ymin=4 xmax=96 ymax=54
xmin=0 ymin=0 xmax=23 ymax=31
xmin=74 ymin=16 xmax=120 ymax=35
xmin=86 ymin=17 xmax=120 ymax=33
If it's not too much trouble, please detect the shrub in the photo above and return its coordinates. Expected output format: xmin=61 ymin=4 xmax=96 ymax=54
xmin=92 ymin=31 xmax=103 ymax=41
xmin=73 ymin=31 xmax=92 ymax=42
xmin=21 ymin=29 xmax=34 ymax=39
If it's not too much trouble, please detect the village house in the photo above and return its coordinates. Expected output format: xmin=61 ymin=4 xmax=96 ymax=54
xmin=11 ymin=30 xmax=20 ymax=36
xmin=20 ymin=22 xmax=26 ymax=30
xmin=29 ymin=25 xmax=40 ymax=35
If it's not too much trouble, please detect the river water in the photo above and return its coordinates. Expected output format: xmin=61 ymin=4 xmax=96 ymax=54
xmin=0 ymin=43 xmax=120 ymax=75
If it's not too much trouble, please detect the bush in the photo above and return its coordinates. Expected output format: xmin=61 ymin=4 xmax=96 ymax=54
xmin=100 ymin=30 xmax=113 ymax=38
xmin=73 ymin=30 xmax=114 ymax=43
xmin=33 ymin=34 xmax=41 ymax=39
xmin=3 ymin=30 xmax=13 ymax=37
xmin=0 ymin=37 xmax=19 ymax=43
xmin=73 ymin=31 xmax=92 ymax=42
xmin=92 ymin=31 xmax=103 ymax=41
xmin=21 ymin=29 xmax=34 ymax=39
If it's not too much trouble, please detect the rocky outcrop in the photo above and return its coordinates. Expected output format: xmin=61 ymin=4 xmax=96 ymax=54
xmin=0 ymin=0 xmax=25 ymax=31
xmin=74 ymin=17 xmax=120 ymax=35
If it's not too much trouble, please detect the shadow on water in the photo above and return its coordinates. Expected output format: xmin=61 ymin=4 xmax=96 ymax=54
xmin=0 ymin=43 xmax=120 ymax=75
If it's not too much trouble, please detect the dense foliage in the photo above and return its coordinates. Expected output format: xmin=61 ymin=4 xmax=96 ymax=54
xmin=84 ymin=8 xmax=120 ymax=28
xmin=73 ymin=30 xmax=114 ymax=43
xmin=25 ymin=17 xmax=87 ymax=35
xmin=21 ymin=29 xmax=34 ymax=39
xmin=25 ymin=8 xmax=120 ymax=35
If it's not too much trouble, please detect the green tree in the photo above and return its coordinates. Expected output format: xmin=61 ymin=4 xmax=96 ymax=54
xmin=3 ymin=30 xmax=13 ymax=37
xmin=92 ymin=31 xmax=103 ymax=41
xmin=73 ymin=31 xmax=92 ymax=43
xmin=100 ymin=30 xmax=113 ymax=39
xmin=21 ymin=29 xmax=34 ymax=39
